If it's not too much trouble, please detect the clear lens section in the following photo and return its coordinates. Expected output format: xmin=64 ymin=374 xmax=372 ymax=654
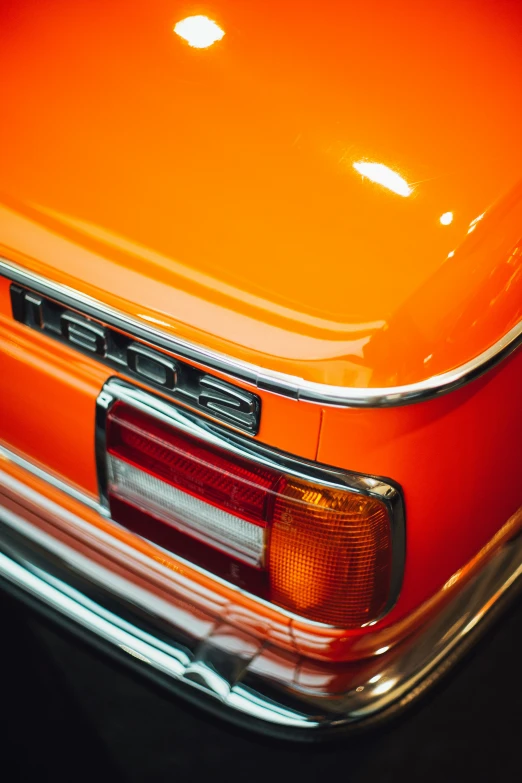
xmin=108 ymin=456 xmax=266 ymax=566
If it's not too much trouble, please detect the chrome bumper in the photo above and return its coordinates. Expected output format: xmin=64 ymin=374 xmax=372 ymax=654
xmin=1 ymin=459 xmax=521 ymax=740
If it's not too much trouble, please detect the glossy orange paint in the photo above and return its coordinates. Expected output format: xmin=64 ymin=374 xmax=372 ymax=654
xmin=1 ymin=0 xmax=522 ymax=665
xmin=0 ymin=0 xmax=521 ymax=387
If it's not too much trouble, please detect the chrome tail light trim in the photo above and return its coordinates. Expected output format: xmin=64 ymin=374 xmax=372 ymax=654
xmin=95 ymin=377 xmax=406 ymax=625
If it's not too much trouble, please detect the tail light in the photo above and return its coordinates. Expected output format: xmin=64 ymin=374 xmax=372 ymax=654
xmin=97 ymin=380 xmax=403 ymax=628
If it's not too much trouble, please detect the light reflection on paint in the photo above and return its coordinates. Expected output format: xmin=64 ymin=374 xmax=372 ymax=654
xmin=375 ymin=645 xmax=390 ymax=655
xmin=439 ymin=211 xmax=453 ymax=226
xmin=139 ymin=314 xmax=170 ymax=327
xmin=353 ymin=161 xmax=412 ymax=197
xmin=174 ymin=15 xmax=225 ymax=49
xmin=447 ymin=250 xmax=455 ymax=258
xmin=470 ymin=212 xmax=485 ymax=225
xmin=467 ymin=211 xmax=485 ymax=234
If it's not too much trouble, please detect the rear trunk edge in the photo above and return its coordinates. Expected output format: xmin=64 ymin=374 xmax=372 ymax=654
xmin=0 ymin=0 xmax=521 ymax=736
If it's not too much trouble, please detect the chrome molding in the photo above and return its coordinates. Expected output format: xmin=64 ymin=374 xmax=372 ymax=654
xmin=1 ymin=257 xmax=521 ymax=408
xmin=95 ymin=378 xmax=406 ymax=624
xmin=0 ymin=443 xmax=105 ymax=514
xmin=0 ymin=465 xmax=521 ymax=739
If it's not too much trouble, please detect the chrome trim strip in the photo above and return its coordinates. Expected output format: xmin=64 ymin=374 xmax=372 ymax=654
xmin=1 ymin=256 xmax=521 ymax=408
xmin=0 ymin=444 xmax=105 ymax=514
xmin=96 ymin=378 xmax=406 ymax=624
xmin=0 ymin=472 xmax=521 ymax=739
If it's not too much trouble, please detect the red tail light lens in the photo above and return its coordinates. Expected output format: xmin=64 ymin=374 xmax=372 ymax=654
xmin=106 ymin=403 xmax=280 ymax=569
xmin=107 ymin=404 xmax=280 ymax=526
xmin=103 ymin=399 xmax=397 ymax=628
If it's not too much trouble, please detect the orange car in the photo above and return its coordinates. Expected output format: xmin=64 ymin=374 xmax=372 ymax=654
xmin=0 ymin=1 xmax=521 ymax=738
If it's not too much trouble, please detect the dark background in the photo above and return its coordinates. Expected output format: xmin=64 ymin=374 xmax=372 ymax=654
xmin=1 ymin=591 xmax=521 ymax=783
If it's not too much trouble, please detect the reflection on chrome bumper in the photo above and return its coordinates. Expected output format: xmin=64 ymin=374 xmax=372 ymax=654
xmin=1 ymin=467 xmax=521 ymax=739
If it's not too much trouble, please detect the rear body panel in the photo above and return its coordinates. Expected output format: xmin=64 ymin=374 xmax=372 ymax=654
xmin=0 ymin=0 xmax=521 ymax=735
xmin=1 ymin=266 xmax=521 ymax=657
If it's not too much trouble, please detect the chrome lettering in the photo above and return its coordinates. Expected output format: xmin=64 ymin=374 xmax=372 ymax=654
xmin=10 ymin=282 xmax=260 ymax=434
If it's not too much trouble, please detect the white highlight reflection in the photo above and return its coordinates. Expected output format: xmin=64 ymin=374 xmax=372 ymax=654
xmin=372 ymin=678 xmax=398 ymax=696
xmin=467 ymin=212 xmax=485 ymax=234
xmin=174 ymin=15 xmax=225 ymax=49
xmin=353 ymin=161 xmax=412 ymax=197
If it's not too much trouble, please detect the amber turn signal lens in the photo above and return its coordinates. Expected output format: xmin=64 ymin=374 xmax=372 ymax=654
xmin=268 ymin=477 xmax=392 ymax=626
